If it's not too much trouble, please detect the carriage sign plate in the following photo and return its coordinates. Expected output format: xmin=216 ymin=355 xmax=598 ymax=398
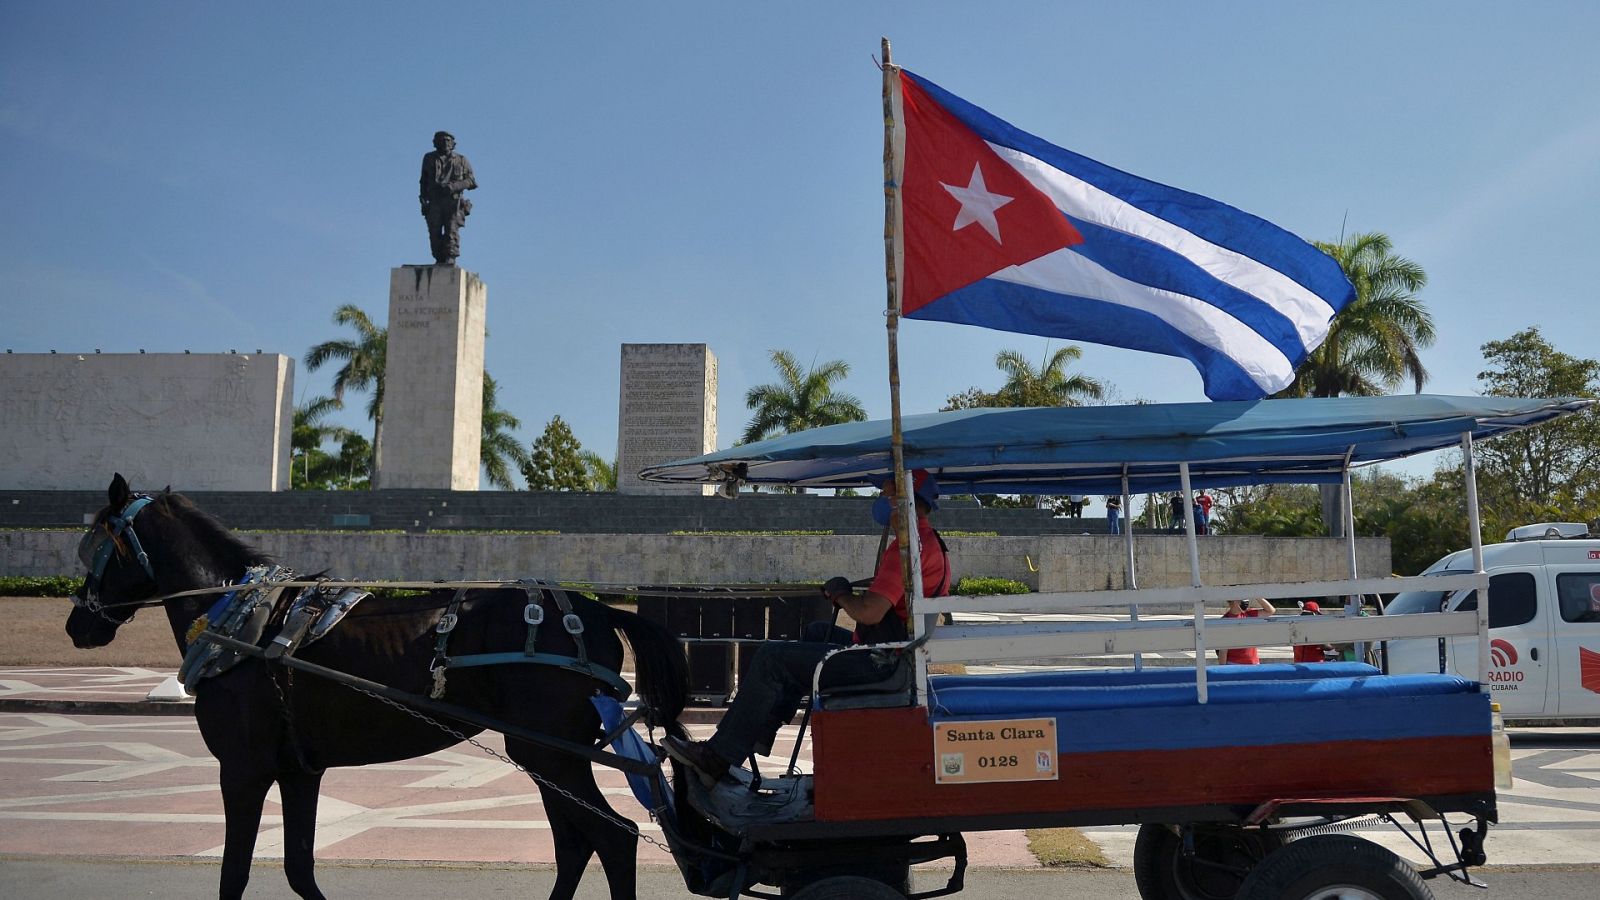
xmin=933 ymin=717 xmax=1058 ymax=784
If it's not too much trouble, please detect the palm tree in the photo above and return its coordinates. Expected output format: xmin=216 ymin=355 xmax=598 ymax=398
xmin=1279 ymin=231 xmax=1435 ymax=535
xmin=992 ymin=345 xmax=1105 ymax=407
xmin=742 ymin=350 xmax=867 ymax=444
xmin=304 ymin=304 xmax=387 ymax=487
xmin=579 ymin=451 xmax=618 ymax=491
xmin=480 ymin=373 xmax=530 ymax=490
xmin=291 ymin=395 xmax=351 ymax=489
xmin=1279 ymin=232 xmax=1435 ymax=399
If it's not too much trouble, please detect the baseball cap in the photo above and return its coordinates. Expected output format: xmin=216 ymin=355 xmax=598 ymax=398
xmin=1301 ymin=601 xmax=1322 ymax=614
xmin=870 ymin=469 xmax=940 ymax=525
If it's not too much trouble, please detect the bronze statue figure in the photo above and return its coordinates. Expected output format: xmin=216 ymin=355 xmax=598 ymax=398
xmin=419 ymin=131 xmax=477 ymax=266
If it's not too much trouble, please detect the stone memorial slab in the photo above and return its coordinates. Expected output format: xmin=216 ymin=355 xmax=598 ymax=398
xmin=380 ymin=266 xmax=486 ymax=490
xmin=617 ymin=344 xmax=717 ymax=495
xmin=0 ymin=352 xmax=293 ymax=491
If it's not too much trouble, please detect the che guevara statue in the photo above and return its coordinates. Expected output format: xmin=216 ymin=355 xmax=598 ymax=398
xmin=419 ymin=131 xmax=477 ymax=266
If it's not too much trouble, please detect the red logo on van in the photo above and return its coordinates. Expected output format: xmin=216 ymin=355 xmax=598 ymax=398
xmin=1589 ymin=550 xmax=1600 ymax=559
xmin=1490 ymin=639 xmax=1518 ymax=667
xmin=1582 ymin=647 xmax=1600 ymax=695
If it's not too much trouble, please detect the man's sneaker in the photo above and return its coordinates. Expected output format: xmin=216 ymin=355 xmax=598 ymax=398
xmin=663 ymin=735 xmax=732 ymax=787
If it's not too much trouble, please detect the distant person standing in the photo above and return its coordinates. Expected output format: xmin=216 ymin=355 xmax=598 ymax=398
xmin=1292 ymin=601 xmax=1331 ymax=663
xmin=1197 ymin=490 xmax=1214 ymax=533
xmin=420 ymin=131 xmax=478 ymax=266
xmin=1217 ymin=597 xmax=1276 ymax=664
xmin=1105 ymin=494 xmax=1122 ymax=534
xmin=1168 ymin=493 xmax=1186 ymax=532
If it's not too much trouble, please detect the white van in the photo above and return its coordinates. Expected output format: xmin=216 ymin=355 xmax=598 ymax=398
xmin=1384 ymin=523 xmax=1600 ymax=723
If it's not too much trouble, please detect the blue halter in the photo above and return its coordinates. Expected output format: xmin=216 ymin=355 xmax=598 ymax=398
xmin=76 ymin=495 xmax=158 ymax=610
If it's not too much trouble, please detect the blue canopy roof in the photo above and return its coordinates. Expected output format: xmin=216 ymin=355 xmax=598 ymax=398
xmin=639 ymin=395 xmax=1593 ymax=495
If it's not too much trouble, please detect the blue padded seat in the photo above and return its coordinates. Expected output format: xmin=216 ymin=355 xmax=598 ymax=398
xmin=930 ymin=662 xmax=1377 ymax=693
xmin=929 ymin=670 xmax=1477 ymax=717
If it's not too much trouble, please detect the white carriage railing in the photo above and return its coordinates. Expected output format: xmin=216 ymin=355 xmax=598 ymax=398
xmin=911 ymin=571 xmax=1488 ymax=705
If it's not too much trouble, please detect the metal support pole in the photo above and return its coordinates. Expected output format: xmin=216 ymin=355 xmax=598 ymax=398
xmin=1462 ymin=431 xmax=1489 ymax=687
xmin=1341 ymin=457 xmax=1364 ymax=661
xmin=1122 ymin=468 xmax=1141 ymax=672
xmin=1180 ymin=462 xmax=1207 ymax=703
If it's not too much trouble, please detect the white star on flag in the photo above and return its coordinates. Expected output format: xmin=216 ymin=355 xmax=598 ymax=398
xmin=940 ymin=161 xmax=1014 ymax=243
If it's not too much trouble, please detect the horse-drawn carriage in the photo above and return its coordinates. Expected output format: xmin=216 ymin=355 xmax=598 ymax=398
xmin=66 ymin=393 xmax=1590 ymax=900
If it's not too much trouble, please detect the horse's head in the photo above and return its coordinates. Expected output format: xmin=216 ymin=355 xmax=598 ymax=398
xmin=66 ymin=474 xmax=168 ymax=648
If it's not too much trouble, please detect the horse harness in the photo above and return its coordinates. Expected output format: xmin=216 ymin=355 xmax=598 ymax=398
xmin=74 ymin=494 xmax=158 ymax=615
xmin=428 ymin=578 xmax=632 ymax=701
xmin=79 ymin=498 xmax=635 ymax=754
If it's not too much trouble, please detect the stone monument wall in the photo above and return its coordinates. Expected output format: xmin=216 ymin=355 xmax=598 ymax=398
xmin=617 ymin=344 xmax=717 ymax=495
xmin=381 ymin=266 xmax=486 ymax=490
xmin=0 ymin=352 xmax=293 ymax=491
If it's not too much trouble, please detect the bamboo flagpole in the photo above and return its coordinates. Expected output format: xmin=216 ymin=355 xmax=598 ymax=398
xmin=880 ymin=38 xmax=928 ymax=698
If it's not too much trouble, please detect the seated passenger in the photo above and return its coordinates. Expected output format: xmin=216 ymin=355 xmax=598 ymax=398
xmin=665 ymin=469 xmax=952 ymax=783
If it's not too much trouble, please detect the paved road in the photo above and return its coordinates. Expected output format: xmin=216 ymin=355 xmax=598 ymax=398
xmin=1 ymin=668 xmax=1595 ymax=885
xmin=2 ymin=857 xmax=1597 ymax=900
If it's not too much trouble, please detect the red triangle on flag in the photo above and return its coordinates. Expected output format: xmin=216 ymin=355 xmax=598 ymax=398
xmin=899 ymin=72 xmax=1084 ymax=315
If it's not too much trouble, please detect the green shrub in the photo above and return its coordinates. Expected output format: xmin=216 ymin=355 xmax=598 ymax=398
xmin=954 ymin=576 xmax=1031 ymax=595
xmin=0 ymin=576 xmax=85 ymax=597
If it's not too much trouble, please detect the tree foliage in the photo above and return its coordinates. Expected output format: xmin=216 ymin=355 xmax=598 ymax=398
xmin=579 ymin=451 xmax=618 ymax=491
xmin=993 ymin=345 xmax=1105 ymax=407
xmin=942 ymin=345 xmax=1105 ymax=411
xmin=480 ymin=373 xmax=530 ymax=490
xmin=743 ymin=350 xmax=867 ymax=444
xmin=304 ymin=304 xmax=387 ymax=487
xmin=290 ymin=396 xmax=350 ymax=490
xmin=1473 ymin=327 xmax=1600 ymax=508
xmin=1279 ymin=232 xmax=1435 ymax=399
xmin=1217 ymin=325 xmax=1600 ymax=572
xmin=334 ymin=432 xmax=373 ymax=489
xmin=521 ymin=415 xmax=589 ymax=491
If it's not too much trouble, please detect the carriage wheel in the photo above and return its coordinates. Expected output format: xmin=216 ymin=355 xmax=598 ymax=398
xmin=1133 ymin=823 xmax=1282 ymax=900
xmin=1235 ymin=835 xmax=1432 ymax=900
xmin=786 ymin=875 xmax=906 ymax=900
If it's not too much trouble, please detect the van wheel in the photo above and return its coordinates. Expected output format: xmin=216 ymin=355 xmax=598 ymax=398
xmin=1134 ymin=823 xmax=1282 ymax=900
xmin=1236 ymin=835 xmax=1432 ymax=900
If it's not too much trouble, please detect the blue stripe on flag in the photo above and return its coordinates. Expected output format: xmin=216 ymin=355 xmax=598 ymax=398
xmin=927 ymin=278 xmax=1267 ymax=401
xmin=1066 ymin=216 xmax=1307 ymax=360
xmin=905 ymin=71 xmax=1354 ymax=313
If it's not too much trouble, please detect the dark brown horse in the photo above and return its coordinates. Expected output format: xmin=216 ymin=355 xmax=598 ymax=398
xmin=65 ymin=475 xmax=688 ymax=900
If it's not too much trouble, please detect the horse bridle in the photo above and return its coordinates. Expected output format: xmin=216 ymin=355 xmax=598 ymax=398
xmin=75 ymin=494 xmax=158 ymax=616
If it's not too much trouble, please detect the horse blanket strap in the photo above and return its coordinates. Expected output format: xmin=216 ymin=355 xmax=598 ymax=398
xmin=429 ymin=588 xmax=470 ymax=699
xmin=520 ymin=580 xmax=544 ymax=657
xmin=432 ymin=578 xmax=630 ymax=700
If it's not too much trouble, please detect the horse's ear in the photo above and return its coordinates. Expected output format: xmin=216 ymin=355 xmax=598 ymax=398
xmin=162 ymin=486 xmax=172 ymax=495
xmin=109 ymin=473 xmax=131 ymax=509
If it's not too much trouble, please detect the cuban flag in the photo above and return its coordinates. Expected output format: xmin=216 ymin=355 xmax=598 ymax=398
xmin=891 ymin=70 xmax=1355 ymax=401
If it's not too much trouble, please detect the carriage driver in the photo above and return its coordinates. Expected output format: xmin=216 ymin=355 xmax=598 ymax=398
xmin=665 ymin=469 xmax=952 ymax=783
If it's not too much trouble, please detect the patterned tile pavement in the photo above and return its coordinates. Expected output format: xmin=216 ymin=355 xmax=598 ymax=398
xmin=4 ymin=668 xmax=1595 ymax=871
xmin=0 ymin=666 xmax=1037 ymax=869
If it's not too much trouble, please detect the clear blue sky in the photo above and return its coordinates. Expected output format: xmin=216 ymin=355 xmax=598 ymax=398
xmin=3 ymin=2 xmax=1597 ymax=488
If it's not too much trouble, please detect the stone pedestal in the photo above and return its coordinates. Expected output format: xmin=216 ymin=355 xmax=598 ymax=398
xmin=380 ymin=266 xmax=486 ymax=490
xmin=617 ymin=343 xmax=717 ymax=495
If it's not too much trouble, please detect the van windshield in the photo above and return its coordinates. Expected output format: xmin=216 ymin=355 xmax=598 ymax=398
xmin=1385 ymin=572 xmax=1470 ymax=615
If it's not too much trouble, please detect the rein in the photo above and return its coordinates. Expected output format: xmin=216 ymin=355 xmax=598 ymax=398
xmin=80 ymin=578 xmax=828 ymax=613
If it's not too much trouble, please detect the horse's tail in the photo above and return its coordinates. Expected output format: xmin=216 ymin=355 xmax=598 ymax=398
xmin=602 ymin=604 xmax=689 ymax=739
